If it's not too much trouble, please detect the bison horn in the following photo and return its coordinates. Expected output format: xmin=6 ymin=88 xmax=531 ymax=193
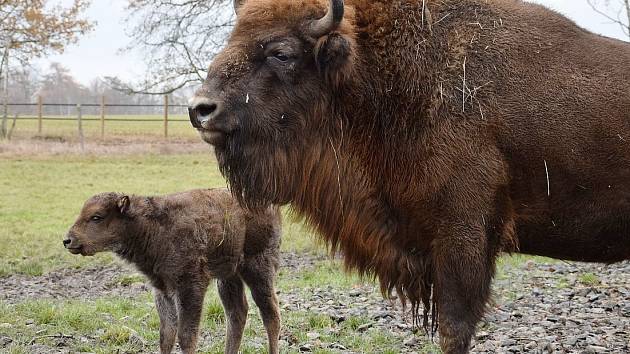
xmin=233 ymin=0 xmax=246 ymax=14
xmin=308 ymin=0 xmax=344 ymax=38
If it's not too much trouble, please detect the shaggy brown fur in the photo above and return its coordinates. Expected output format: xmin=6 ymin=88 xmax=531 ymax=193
xmin=188 ymin=0 xmax=630 ymax=352
xmin=63 ymin=189 xmax=282 ymax=354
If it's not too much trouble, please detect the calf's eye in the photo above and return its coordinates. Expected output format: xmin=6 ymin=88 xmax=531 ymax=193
xmin=90 ymin=215 xmax=103 ymax=222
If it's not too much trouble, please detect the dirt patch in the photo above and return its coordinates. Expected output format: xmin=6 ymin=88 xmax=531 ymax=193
xmin=0 ymin=264 xmax=147 ymax=304
xmin=0 ymin=252 xmax=326 ymax=304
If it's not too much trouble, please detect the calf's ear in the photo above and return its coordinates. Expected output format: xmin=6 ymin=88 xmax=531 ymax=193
xmin=117 ymin=195 xmax=130 ymax=215
xmin=233 ymin=0 xmax=246 ymax=14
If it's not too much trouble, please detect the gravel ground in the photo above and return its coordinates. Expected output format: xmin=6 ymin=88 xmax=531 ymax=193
xmin=473 ymin=260 xmax=630 ymax=354
xmin=1 ymin=255 xmax=628 ymax=353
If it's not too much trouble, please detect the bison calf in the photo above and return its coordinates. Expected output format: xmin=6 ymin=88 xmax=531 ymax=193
xmin=63 ymin=189 xmax=282 ymax=354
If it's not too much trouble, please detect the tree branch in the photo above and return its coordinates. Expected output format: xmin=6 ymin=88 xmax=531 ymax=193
xmin=586 ymin=0 xmax=630 ymax=39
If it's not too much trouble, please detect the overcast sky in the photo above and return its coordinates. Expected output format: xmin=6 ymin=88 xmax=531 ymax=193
xmin=37 ymin=0 xmax=629 ymax=86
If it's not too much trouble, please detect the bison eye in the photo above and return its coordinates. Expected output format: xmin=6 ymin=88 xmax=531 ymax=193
xmin=90 ymin=215 xmax=104 ymax=222
xmin=272 ymin=53 xmax=289 ymax=62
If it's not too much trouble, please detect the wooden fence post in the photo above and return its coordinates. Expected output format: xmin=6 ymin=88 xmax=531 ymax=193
xmin=77 ymin=104 xmax=84 ymax=151
xmin=0 ymin=108 xmax=6 ymax=139
xmin=164 ymin=95 xmax=169 ymax=139
xmin=37 ymin=96 xmax=42 ymax=134
xmin=7 ymin=113 xmax=17 ymax=140
xmin=1 ymin=93 xmax=6 ymax=138
xmin=100 ymin=95 xmax=105 ymax=139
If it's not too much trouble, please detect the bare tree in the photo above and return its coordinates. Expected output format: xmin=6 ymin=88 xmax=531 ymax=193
xmin=37 ymin=62 xmax=92 ymax=115
xmin=586 ymin=0 xmax=630 ymax=39
xmin=0 ymin=0 xmax=94 ymax=80
xmin=0 ymin=0 xmax=93 ymax=138
xmin=115 ymin=0 xmax=234 ymax=94
xmin=4 ymin=66 xmax=40 ymax=107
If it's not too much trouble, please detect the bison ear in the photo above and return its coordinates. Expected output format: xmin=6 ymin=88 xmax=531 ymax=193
xmin=314 ymin=32 xmax=355 ymax=87
xmin=117 ymin=195 xmax=130 ymax=215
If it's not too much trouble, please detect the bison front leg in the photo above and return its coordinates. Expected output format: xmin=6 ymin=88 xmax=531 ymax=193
xmin=155 ymin=290 xmax=178 ymax=354
xmin=432 ymin=223 xmax=497 ymax=354
xmin=218 ymin=276 xmax=248 ymax=354
xmin=175 ymin=278 xmax=209 ymax=354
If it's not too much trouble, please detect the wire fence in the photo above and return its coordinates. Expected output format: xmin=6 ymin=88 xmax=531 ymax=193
xmin=0 ymin=96 xmax=198 ymax=142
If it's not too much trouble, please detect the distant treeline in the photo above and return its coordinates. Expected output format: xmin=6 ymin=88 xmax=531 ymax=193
xmin=3 ymin=63 xmax=195 ymax=116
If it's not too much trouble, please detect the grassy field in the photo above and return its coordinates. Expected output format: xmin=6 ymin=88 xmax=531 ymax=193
xmin=5 ymin=115 xmax=199 ymax=141
xmin=0 ymin=150 xmax=445 ymax=353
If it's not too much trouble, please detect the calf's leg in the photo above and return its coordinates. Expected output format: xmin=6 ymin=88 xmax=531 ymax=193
xmin=241 ymin=257 xmax=281 ymax=354
xmin=175 ymin=278 xmax=209 ymax=354
xmin=218 ymin=275 xmax=248 ymax=354
xmin=155 ymin=290 xmax=178 ymax=354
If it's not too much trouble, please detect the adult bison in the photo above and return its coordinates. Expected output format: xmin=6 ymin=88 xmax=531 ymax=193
xmin=188 ymin=0 xmax=630 ymax=352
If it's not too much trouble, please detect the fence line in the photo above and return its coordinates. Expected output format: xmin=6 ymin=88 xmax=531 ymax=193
xmin=37 ymin=96 xmax=42 ymax=134
xmin=77 ymin=104 xmax=84 ymax=150
xmin=164 ymin=95 xmax=169 ymax=138
xmin=101 ymin=96 xmax=105 ymax=138
xmin=5 ymin=117 xmax=189 ymax=122
xmin=8 ymin=103 xmax=187 ymax=107
xmin=2 ymin=95 xmax=193 ymax=139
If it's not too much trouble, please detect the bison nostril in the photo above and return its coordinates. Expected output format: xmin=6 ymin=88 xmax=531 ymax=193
xmin=188 ymin=97 xmax=222 ymax=129
xmin=63 ymin=239 xmax=71 ymax=246
xmin=195 ymin=103 xmax=217 ymax=119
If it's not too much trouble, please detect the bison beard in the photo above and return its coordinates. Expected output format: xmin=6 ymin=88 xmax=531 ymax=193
xmin=217 ymin=117 xmax=442 ymax=332
xmin=217 ymin=135 xmax=287 ymax=210
xmin=215 ymin=114 xmax=438 ymax=334
xmin=190 ymin=0 xmax=630 ymax=352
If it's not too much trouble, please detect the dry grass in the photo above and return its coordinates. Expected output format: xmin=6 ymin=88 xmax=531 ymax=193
xmin=1 ymin=113 xmax=208 ymax=157
xmin=0 ymin=136 xmax=210 ymax=157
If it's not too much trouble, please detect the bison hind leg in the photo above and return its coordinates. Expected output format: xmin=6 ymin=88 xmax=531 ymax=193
xmin=240 ymin=256 xmax=281 ymax=354
xmin=217 ymin=275 xmax=248 ymax=354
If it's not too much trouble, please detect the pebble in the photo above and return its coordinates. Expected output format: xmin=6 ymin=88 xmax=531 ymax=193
xmin=0 ymin=336 xmax=12 ymax=347
xmin=299 ymin=343 xmax=312 ymax=352
xmin=357 ymin=323 xmax=373 ymax=332
xmin=403 ymin=336 xmax=417 ymax=346
xmin=586 ymin=345 xmax=608 ymax=353
xmin=329 ymin=343 xmax=347 ymax=350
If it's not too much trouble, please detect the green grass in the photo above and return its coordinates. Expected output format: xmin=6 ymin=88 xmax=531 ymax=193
xmin=0 ymin=151 xmax=437 ymax=353
xmin=114 ymin=273 xmax=146 ymax=286
xmin=278 ymin=261 xmax=362 ymax=291
xmin=0 ymin=295 xmax=158 ymax=353
xmin=0 ymin=153 xmax=326 ymax=277
xmin=0 ymin=153 xmax=221 ymax=276
xmin=578 ymin=272 xmax=600 ymax=286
